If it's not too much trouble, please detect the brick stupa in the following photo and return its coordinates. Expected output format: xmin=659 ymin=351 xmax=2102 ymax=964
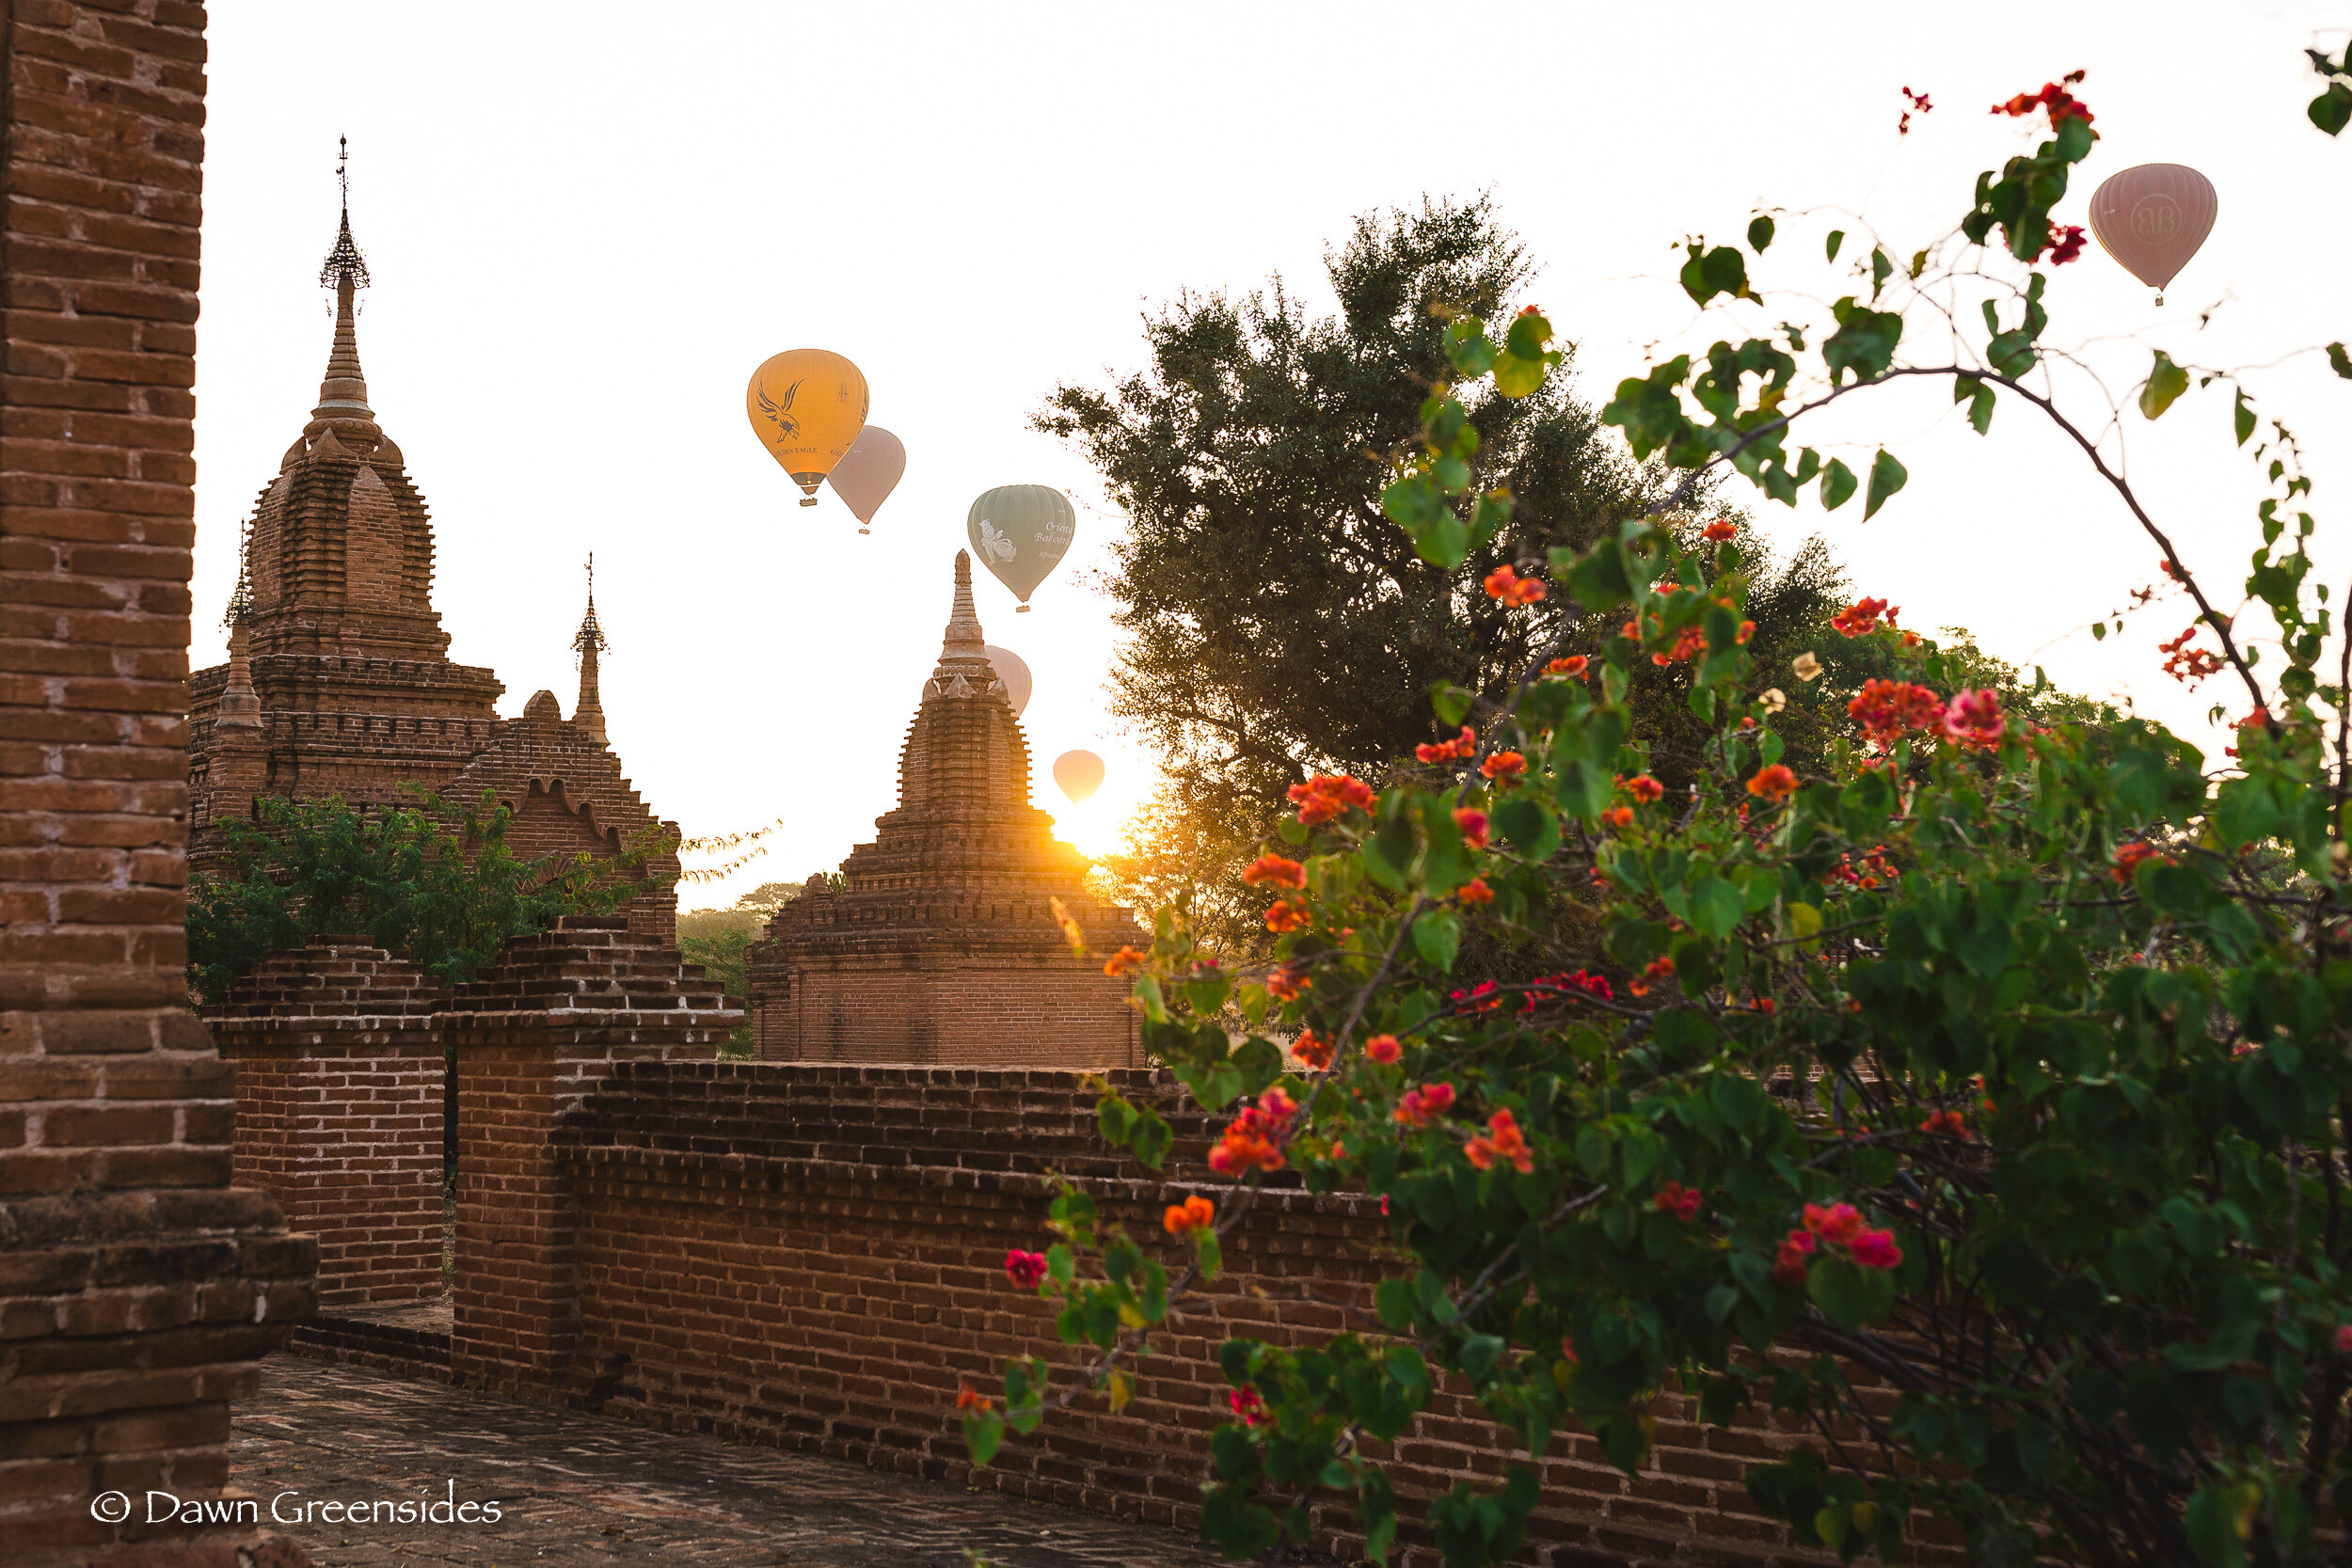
xmin=745 ymin=552 xmax=1144 ymax=1065
xmin=186 ymin=182 xmax=679 ymax=940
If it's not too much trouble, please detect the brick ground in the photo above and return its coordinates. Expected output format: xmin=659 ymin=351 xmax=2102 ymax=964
xmin=230 ymin=1354 xmax=1239 ymax=1568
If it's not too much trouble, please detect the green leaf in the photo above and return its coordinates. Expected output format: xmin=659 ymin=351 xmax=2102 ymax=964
xmin=1412 ymin=908 xmax=1462 ymax=973
xmin=1863 ymin=450 xmax=1907 ymax=520
xmin=1747 ymin=215 xmax=1775 ymax=252
xmin=2330 ymin=342 xmax=2352 ymax=380
xmin=1820 ymin=457 xmax=1857 ymax=511
xmin=2312 ymin=82 xmax=2352 ymax=135
xmin=1825 ymin=229 xmax=1844 ymax=262
xmin=1679 ymin=244 xmax=1751 ymax=306
xmin=1129 ymin=1107 xmax=1172 ymax=1171
xmin=1491 ymin=797 xmax=1559 ymax=862
xmin=2233 ymin=389 xmax=2255 ymax=447
xmin=1955 ymin=374 xmax=1994 ymax=435
xmin=2139 ymin=351 xmax=2190 ymax=420
xmin=963 ymin=1409 xmax=1004 ymax=1465
xmin=1375 ymin=1277 xmax=1416 ymax=1332
xmin=1493 ymin=352 xmax=1549 ymax=399
xmin=1807 ymin=1258 xmax=1893 ymax=1331
xmin=2185 ymin=1482 xmax=2256 ymax=1568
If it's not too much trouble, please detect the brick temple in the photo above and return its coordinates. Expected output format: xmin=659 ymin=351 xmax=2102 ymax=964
xmin=745 ymin=553 xmax=1144 ymax=1065
xmin=184 ymin=186 xmax=678 ymax=940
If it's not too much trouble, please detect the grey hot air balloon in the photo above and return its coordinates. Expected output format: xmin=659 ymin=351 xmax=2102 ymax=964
xmin=826 ymin=426 xmax=905 ymax=535
xmin=965 ymin=484 xmax=1075 ymax=611
xmin=981 ymin=644 xmax=1032 ymax=717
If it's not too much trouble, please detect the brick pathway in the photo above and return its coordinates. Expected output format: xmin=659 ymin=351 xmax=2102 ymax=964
xmin=230 ymin=1354 xmax=1237 ymax=1567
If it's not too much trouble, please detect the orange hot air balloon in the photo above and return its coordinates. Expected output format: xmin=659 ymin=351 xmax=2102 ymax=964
xmin=745 ymin=349 xmax=868 ymax=505
xmin=1053 ymin=750 xmax=1104 ymax=805
xmin=2088 ymin=165 xmax=2217 ymax=305
xmin=827 ymin=425 xmax=905 ymax=535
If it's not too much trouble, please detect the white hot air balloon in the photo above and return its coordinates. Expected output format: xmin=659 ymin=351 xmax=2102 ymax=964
xmin=1053 ymin=750 xmax=1104 ymax=805
xmin=981 ymin=644 xmax=1032 ymax=717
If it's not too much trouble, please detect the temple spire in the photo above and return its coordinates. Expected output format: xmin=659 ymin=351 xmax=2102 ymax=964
xmin=215 ymin=580 xmax=262 ymax=733
xmin=310 ymin=136 xmax=377 ymax=438
xmin=572 ymin=553 xmax=609 ymax=743
xmin=942 ymin=549 xmax=985 ymax=657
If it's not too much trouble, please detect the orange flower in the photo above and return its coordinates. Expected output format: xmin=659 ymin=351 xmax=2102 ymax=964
xmin=1456 ymin=878 xmax=1495 ymax=906
xmin=1546 ymin=655 xmax=1590 ymax=680
xmin=1392 ymin=1081 xmax=1456 ymax=1128
xmin=2111 ymin=840 xmax=2170 ymax=883
xmin=1266 ymin=965 xmax=1311 ymax=1001
xmin=1483 ymin=564 xmax=1548 ymax=607
xmin=1481 ymin=751 xmax=1527 ymax=783
xmin=1830 ymin=596 xmax=1899 ymax=638
xmin=957 ymin=1383 xmax=995 ymax=1413
xmin=1651 ymin=625 xmax=1707 ymax=666
xmin=1702 ymin=519 xmax=1739 ymax=542
xmin=1292 ymin=1028 xmax=1334 ymax=1070
xmin=1103 ymin=945 xmax=1148 ymax=977
xmin=1264 ymin=899 xmax=1309 ymax=933
xmin=1287 ymin=773 xmax=1376 ymax=826
xmin=1463 ymin=1107 xmax=1535 ymax=1174
xmin=1622 ymin=774 xmax=1664 ymax=803
xmin=1452 ymin=807 xmax=1489 ymax=848
xmin=1208 ymin=1127 xmax=1285 ymax=1175
xmin=1848 ymin=678 xmax=1943 ymax=749
xmin=1364 ymin=1034 xmax=1401 ymax=1065
xmin=1416 ymin=725 xmax=1477 ymax=764
xmin=1241 ymin=853 xmax=1307 ymax=889
xmin=1745 ymin=764 xmax=1799 ymax=802
xmin=1163 ymin=1194 xmax=1216 ymax=1235
xmin=1919 ymin=1109 xmax=1969 ymax=1139
xmin=1600 ymin=805 xmax=1635 ymax=829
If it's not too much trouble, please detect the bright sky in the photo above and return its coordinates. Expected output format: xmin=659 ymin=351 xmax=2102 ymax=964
xmin=194 ymin=2 xmax=2352 ymax=909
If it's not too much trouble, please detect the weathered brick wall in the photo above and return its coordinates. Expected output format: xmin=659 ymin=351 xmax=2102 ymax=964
xmin=206 ymin=941 xmax=445 ymax=1309
xmin=550 ymin=1065 xmax=1879 ymax=1568
xmin=754 ymin=954 xmax=1136 ymax=1068
xmin=0 ymin=5 xmax=316 ymax=1561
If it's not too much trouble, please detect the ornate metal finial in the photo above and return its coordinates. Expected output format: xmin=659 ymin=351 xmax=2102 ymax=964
xmin=572 ymin=552 xmax=609 ymax=666
xmin=318 ymin=136 xmax=371 ymax=291
xmin=221 ymin=551 xmax=252 ymax=629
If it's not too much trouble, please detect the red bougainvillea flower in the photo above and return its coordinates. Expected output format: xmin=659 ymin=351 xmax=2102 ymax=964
xmin=2156 ymin=626 xmax=2224 ymax=688
xmin=1652 ymin=624 xmax=1707 ymax=666
xmin=1102 ymin=945 xmax=1147 ymax=978
xmin=1560 ymin=1334 xmax=1578 ymax=1365
xmin=1364 ymin=1034 xmax=1401 ymax=1065
xmin=1393 ymin=1081 xmax=1457 ymax=1128
xmin=1830 ymin=596 xmax=1900 ymax=638
xmin=1464 ymin=1107 xmax=1535 ymax=1175
xmin=1456 ymin=878 xmax=1495 ymax=906
xmin=1601 ymin=805 xmax=1635 ymax=829
xmin=1941 ymin=688 xmax=2006 ymax=749
xmin=1992 ymin=69 xmax=2092 ymax=132
xmin=1263 ymin=899 xmax=1309 ymax=934
xmin=1746 ymin=764 xmax=1799 ymax=802
xmin=1770 ymin=1228 xmax=1818 ymax=1285
xmin=1207 ymin=1121 xmax=1284 ymax=1177
xmin=1804 ymin=1202 xmax=1867 ymax=1245
xmin=1921 ymin=1109 xmax=1970 ymax=1139
xmin=1702 ymin=519 xmax=1740 ymax=542
xmin=1452 ymin=807 xmax=1489 ymax=848
xmin=1897 ymin=85 xmax=1932 ymax=135
xmin=1416 ymin=725 xmax=1477 ymax=764
xmin=1164 ymin=1194 xmax=1216 ymax=1236
xmin=1289 ymin=772 xmax=1375 ymax=826
xmin=2048 ymin=223 xmax=2089 ymax=265
xmin=1483 ymin=564 xmax=1548 ymax=607
xmin=1549 ymin=969 xmax=1614 ymax=1004
xmin=1228 ymin=1386 xmax=1265 ymax=1426
xmin=1241 ymin=853 xmax=1306 ymax=889
xmin=2338 ymin=1323 xmax=2352 ymax=1354
xmin=1265 ymin=964 xmax=1311 ymax=1001
xmin=1005 ymin=1249 xmax=1048 ymax=1289
xmin=1620 ymin=774 xmax=1664 ymax=803
xmin=1545 ymin=655 xmax=1590 ymax=680
xmin=2111 ymin=840 xmax=2171 ymax=883
xmin=957 ymin=1383 xmax=994 ymax=1413
xmin=1481 ymin=751 xmax=1527 ymax=783
xmin=1652 ymin=1180 xmax=1703 ymax=1223
xmin=1290 ymin=1029 xmax=1333 ymax=1070
xmin=1849 ymin=1228 xmax=1903 ymax=1271
xmin=1848 ymin=678 xmax=1943 ymax=748
xmin=1752 ymin=997 xmax=1777 ymax=1016
xmin=1451 ymin=980 xmax=1506 ymax=1013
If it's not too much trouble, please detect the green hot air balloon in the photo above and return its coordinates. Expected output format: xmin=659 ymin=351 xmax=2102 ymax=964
xmin=965 ymin=484 xmax=1075 ymax=611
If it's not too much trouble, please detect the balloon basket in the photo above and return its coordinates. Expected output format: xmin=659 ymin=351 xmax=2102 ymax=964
xmin=798 ymin=497 xmax=818 ymax=507
xmin=858 ymin=526 xmax=870 ymax=535
xmin=1016 ymin=603 xmax=1031 ymax=612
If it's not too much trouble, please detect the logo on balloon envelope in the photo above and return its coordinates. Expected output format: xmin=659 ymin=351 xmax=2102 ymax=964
xmin=2128 ymin=196 xmax=2181 ymax=242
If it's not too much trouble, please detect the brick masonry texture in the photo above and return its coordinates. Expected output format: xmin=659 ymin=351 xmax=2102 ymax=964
xmin=182 ymin=191 xmax=676 ymax=942
xmin=532 ymin=1063 xmax=1891 ymax=1568
xmin=0 ymin=5 xmax=319 ymax=1563
xmin=747 ymin=553 xmax=1143 ymax=1069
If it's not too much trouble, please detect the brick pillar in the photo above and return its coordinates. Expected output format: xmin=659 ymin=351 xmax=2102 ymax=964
xmin=443 ymin=917 xmax=736 ymax=1399
xmin=206 ymin=941 xmax=448 ymax=1309
xmin=0 ymin=4 xmax=321 ymax=1561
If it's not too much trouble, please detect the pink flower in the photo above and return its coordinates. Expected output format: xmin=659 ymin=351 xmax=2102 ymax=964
xmin=1228 ymin=1386 xmax=1265 ymax=1426
xmin=1452 ymin=808 xmax=1489 ymax=849
xmin=1005 ymin=1249 xmax=1048 ymax=1289
xmin=1941 ymin=688 xmax=2005 ymax=749
xmin=1804 ymin=1202 xmax=1866 ymax=1245
xmin=2337 ymin=1323 xmax=2352 ymax=1354
xmin=1364 ymin=1034 xmax=1401 ymax=1065
xmin=1849 ymin=1228 xmax=1903 ymax=1271
xmin=1393 ymin=1082 xmax=1457 ymax=1129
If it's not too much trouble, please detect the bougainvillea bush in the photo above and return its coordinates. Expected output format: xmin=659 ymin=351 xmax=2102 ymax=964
xmin=963 ymin=69 xmax=2352 ymax=1568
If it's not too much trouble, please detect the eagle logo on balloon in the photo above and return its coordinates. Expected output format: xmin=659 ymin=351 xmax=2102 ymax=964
xmin=755 ymin=378 xmax=802 ymax=440
xmin=976 ymin=521 xmax=1019 ymax=563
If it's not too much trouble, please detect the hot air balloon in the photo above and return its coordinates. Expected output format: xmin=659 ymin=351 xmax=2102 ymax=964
xmin=2089 ymin=165 xmax=2217 ymax=305
xmin=745 ymin=349 xmax=868 ymax=505
xmin=966 ymin=484 xmax=1075 ymax=611
xmin=1053 ymin=750 xmax=1104 ymax=804
xmin=981 ymin=644 xmax=1032 ymax=716
xmin=827 ymin=425 xmax=905 ymax=535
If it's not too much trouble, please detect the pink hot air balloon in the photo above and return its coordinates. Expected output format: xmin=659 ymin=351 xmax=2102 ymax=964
xmin=2088 ymin=164 xmax=2217 ymax=305
xmin=826 ymin=425 xmax=905 ymax=535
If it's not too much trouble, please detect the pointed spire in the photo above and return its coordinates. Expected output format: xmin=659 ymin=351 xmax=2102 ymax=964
xmin=310 ymin=136 xmax=378 ymax=442
xmin=943 ymin=549 xmax=985 ymax=655
xmin=215 ymin=598 xmax=262 ymax=733
xmin=572 ymin=552 xmax=609 ymax=743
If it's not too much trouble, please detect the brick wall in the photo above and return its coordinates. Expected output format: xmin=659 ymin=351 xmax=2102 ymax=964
xmin=755 ymin=952 xmax=1136 ymax=1068
xmin=546 ymin=1065 xmax=1883 ymax=1568
xmin=206 ymin=941 xmax=445 ymax=1309
xmin=0 ymin=5 xmax=317 ymax=1561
